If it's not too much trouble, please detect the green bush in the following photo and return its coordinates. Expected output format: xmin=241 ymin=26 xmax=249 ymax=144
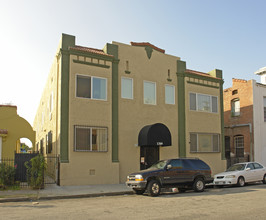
xmin=0 ymin=163 xmax=16 ymax=188
xmin=25 ymin=155 xmax=47 ymax=189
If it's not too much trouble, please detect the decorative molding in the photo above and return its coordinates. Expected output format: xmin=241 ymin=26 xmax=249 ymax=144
xmin=187 ymin=81 xmax=219 ymax=89
xmin=73 ymin=59 xmax=110 ymax=68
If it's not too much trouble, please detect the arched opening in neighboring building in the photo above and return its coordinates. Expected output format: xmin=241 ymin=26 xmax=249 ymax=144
xmin=17 ymin=137 xmax=33 ymax=153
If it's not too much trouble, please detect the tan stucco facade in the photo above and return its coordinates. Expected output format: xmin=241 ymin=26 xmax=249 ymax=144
xmin=0 ymin=105 xmax=35 ymax=159
xmin=33 ymin=34 xmax=226 ymax=186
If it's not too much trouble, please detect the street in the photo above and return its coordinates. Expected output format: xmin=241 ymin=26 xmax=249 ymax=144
xmin=1 ymin=183 xmax=266 ymax=220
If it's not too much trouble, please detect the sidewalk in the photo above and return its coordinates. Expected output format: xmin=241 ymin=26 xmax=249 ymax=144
xmin=0 ymin=184 xmax=133 ymax=203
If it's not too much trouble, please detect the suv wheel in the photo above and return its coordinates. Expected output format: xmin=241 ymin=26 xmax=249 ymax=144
xmin=193 ymin=178 xmax=205 ymax=192
xmin=147 ymin=180 xmax=161 ymax=197
xmin=133 ymin=189 xmax=145 ymax=195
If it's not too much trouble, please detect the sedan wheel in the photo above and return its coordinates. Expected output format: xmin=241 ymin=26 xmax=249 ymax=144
xmin=263 ymin=174 xmax=266 ymax=184
xmin=237 ymin=176 xmax=245 ymax=187
xmin=147 ymin=180 xmax=161 ymax=197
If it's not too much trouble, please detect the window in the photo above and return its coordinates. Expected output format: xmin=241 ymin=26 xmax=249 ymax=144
xmin=189 ymin=93 xmax=218 ymax=113
xmin=74 ymin=126 xmax=107 ymax=152
xmin=231 ymin=99 xmax=240 ymax=116
xmin=190 ymin=133 xmax=220 ymax=152
xmin=165 ymin=85 xmax=175 ymax=104
xmin=264 ymin=97 xmax=266 ymax=122
xmin=46 ymin=131 xmax=52 ymax=154
xmin=144 ymin=81 xmax=156 ymax=105
xmin=232 ymin=90 xmax=238 ymax=95
xmin=76 ymin=75 xmax=107 ymax=100
xmin=234 ymin=135 xmax=244 ymax=157
xmin=121 ymin=77 xmax=133 ymax=99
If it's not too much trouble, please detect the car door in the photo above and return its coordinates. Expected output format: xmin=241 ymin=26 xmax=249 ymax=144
xmin=163 ymin=159 xmax=185 ymax=185
xmin=245 ymin=163 xmax=256 ymax=182
xmin=253 ymin=162 xmax=265 ymax=181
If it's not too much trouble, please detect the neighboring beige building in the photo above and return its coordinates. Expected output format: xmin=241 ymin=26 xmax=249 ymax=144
xmin=33 ymin=33 xmax=226 ymax=186
xmin=0 ymin=105 xmax=35 ymax=159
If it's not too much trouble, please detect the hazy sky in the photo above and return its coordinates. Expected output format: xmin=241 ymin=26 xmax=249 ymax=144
xmin=1 ymin=0 xmax=266 ymax=126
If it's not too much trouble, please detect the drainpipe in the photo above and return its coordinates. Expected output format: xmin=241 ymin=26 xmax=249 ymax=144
xmin=0 ymin=136 xmax=2 ymax=162
xmin=225 ymin=123 xmax=253 ymax=161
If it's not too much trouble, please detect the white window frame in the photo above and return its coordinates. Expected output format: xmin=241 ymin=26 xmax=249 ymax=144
xmin=190 ymin=133 xmax=220 ymax=153
xmin=165 ymin=84 xmax=175 ymax=105
xmin=74 ymin=125 xmax=108 ymax=152
xmin=231 ymin=99 xmax=240 ymax=117
xmin=76 ymin=74 xmax=107 ymax=101
xmin=189 ymin=92 xmax=218 ymax=113
xmin=143 ymin=81 xmax=156 ymax=105
xmin=121 ymin=77 xmax=133 ymax=99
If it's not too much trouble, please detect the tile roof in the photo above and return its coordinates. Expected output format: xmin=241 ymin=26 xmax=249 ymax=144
xmin=0 ymin=105 xmax=17 ymax=108
xmin=185 ymin=69 xmax=219 ymax=79
xmin=130 ymin=42 xmax=165 ymax=54
xmin=69 ymin=46 xmax=114 ymax=58
xmin=0 ymin=129 xmax=8 ymax=135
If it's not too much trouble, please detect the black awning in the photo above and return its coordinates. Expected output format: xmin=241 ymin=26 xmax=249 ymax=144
xmin=138 ymin=123 xmax=172 ymax=147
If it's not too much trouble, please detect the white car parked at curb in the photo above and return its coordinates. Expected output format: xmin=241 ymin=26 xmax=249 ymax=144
xmin=213 ymin=162 xmax=266 ymax=187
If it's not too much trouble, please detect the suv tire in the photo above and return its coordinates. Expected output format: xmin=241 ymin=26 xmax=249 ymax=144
xmin=133 ymin=189 xmax=145 ymax=195
xmin=193 ymin=178 xmax=205 ymax=192
xmin=147 ymin=180 xmax=161 ymax=197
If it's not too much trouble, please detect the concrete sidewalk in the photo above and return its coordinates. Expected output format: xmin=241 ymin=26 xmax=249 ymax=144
xmin=0 ymin=184 xmax=133 ymax=203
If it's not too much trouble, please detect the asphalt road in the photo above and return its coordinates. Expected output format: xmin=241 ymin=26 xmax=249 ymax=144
xmin=1 ymin=183 xmax=266 ymax=220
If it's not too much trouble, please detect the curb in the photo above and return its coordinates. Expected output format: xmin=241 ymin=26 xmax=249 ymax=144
xmin=0 ymin=191 xmax=133 ymax=203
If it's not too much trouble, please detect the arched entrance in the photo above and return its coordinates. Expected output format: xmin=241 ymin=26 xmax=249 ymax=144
xmin=138 ymin=123 xmax=172 ymax=170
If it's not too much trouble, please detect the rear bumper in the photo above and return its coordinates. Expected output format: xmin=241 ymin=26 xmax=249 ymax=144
xmin=205 ymin=177 xmax=214 ymax=184
xmin=126 ymin=181 xmax=147 ymax=189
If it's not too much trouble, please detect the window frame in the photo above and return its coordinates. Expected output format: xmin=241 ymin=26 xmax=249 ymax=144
xmin=190 ymin=133 xmax=220 ymax=153
xmin=165 ymin=84 xmax=175 ymax=105
xmin=143 ymin=81 xmax=156 ymax=105
xmin=74 ymin=125 xmax=108 ymax=152
xmin=231 ymin=98 xmax=240 ymax=117
xmin=76 ymin=74 xmax=107 ymax=101
xmin=189 ymin=92 xmax=218 ymax=113
xmin=121 ymin=77 xmax=133 ymax=99
xmin=234 ymin=135 xmax=244 ymax=157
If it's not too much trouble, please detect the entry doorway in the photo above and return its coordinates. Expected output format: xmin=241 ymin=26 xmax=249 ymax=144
xmin=140 ymin=146 xmax=159 ymax=170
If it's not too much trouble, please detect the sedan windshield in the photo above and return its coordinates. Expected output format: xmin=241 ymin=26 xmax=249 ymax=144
xmin=148 ymin=160 xmax=168 ymax=170
xmin=226 ymin=164 xmax=246 ymax=172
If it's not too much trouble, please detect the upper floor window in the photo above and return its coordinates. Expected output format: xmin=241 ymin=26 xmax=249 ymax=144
xmin=76 ymin=75 xmax=107 ymax=100
xmin=121 ymin=77 xmax=133 ymax=99
xmin=74 ymin=126 xmax=108 ymax=152
xmin=232 ymin=90 xmax=238 ymax=95
xmin=189 ymin=93 xmax=218 ymax=113
xmin=165 ymin=85 xmax=175 ymax=105
xmin=144 ymin=81 xmax=156 ymax=105
xmin=231 ymin=98 xmax=240 ymax=116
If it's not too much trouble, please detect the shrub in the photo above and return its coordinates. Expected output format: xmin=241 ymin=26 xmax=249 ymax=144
xmin=0 ymin=163 xmax=16 ymax=188
xmin=25 ymin=154 xmax=47 ymax=189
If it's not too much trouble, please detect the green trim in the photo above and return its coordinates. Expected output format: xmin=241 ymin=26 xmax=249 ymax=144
xmin=105 ymin=43 xmax=119 ymax=162
xmin=177 ymin=60 xmax=186 ymax=157
xmin=125 ymin=70 xmax=131 ymax=74
xmin=145 ymin=46 xmax=153 ymax=59
xmin=60 ymin=34 xmax=75 ymax=163
xmin=187 ymin=81 xmax=219 ymax=89
xmin=185 ymin=72 xmax=222 ymax=83
xmin=73 ymin=59 xmax=110 ymax=68
xmin=167 ymin=78 xmax=172 ymax=82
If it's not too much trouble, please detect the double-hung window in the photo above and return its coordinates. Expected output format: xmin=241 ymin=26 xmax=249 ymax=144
xmin=190 ymin=133 xmax=219 ymax=153
xmin=190 ymin=93 xmax=218 ymax=113
xmin=74 ymin=126 xmax=108 ymax=152
xmin=165 ymin=85 xmax=175 ymax=105
xmin=76 ymin=75 xmax=107 ymax=100
xmin=234 ymin=135 xmax=244 ymax=157
xmin=144 ymin=81 xmax=156 ymax=105
xmin=231 ymin=99 xmax=240 ymax=116
xmin=121 ymin=77 xmax=133 ymax=99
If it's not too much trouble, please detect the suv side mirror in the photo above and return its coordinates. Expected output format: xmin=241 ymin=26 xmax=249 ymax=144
xmin=166 ymin=164 xmax=172 ymax=170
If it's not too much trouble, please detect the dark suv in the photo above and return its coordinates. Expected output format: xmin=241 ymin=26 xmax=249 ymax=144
xmin=126 ymin=158 xmax=213 ymax=196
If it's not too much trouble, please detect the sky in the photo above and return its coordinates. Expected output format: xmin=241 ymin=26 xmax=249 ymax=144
xmin=1 ymin=0 xmax=266 ymax=127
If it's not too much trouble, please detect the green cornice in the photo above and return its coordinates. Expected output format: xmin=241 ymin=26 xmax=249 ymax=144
xmin=177 ymin=60 xmax=186 ymax=157
xmin=105 ymin=43 xmax=119 ymax=162
xmin=73 ymin=59 xmax=110 ymax=69
xmin=187 ymin=81 xmax=219 ymax=89
xmin=60 ymin=34 xmax=75 ymax=163
xmin=69 ymin=48 xmax=114 ymax=62
xmin=184 ymin=72 xmax=223 ymax=83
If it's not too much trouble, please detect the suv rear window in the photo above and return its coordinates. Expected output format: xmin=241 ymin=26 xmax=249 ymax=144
xmin=188 ymin=159 xmax=210 ymax=170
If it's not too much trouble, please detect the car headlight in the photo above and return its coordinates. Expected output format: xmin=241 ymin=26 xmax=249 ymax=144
xmin=135 ymin=174 xmax=144 ymax=181
xmin=225 ymin=175 xmax=236 ymax=178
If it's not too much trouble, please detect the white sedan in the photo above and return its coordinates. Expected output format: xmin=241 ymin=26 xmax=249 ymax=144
xmin=213 ymin=162 xmax=266 ymax=187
